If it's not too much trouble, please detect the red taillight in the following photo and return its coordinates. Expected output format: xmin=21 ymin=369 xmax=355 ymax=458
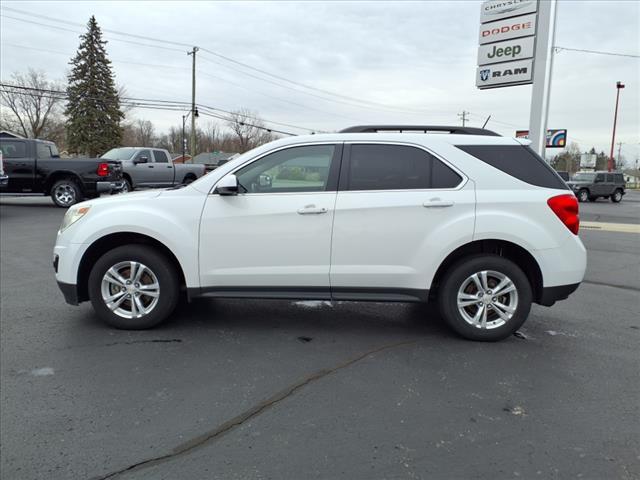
xmin=97 ymin=162 xmax=110 ymax=177
xmin=547 ymin=194 xmax=579 ymax=235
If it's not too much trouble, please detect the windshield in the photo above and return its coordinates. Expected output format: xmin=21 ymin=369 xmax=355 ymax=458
xmin=571 ymin=173 xmax=596 ymax=182
xmin=101 ymin=148 xmax=137 ymax=161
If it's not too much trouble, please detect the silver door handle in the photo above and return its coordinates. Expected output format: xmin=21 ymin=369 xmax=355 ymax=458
xmin=423 ymin=199 xmax=454 ymax=208
xmin=297 ymin=205 xmax=328 ymax=215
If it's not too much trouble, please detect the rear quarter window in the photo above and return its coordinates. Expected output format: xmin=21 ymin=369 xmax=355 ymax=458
xmin=456 ymin=145 xmax=568 ymax=190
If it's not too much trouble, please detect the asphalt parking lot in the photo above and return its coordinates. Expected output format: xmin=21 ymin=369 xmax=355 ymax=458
xmin=1 ymin=192 xmax=639 ymax=480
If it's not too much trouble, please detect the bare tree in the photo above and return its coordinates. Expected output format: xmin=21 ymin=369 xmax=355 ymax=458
xmin=0 ymin=69 xmax=64 ymax=139
xmin=133 ymin=119 xmax=156 ymax=146
xmin=226 ymin=108 xmax=274 ymax=152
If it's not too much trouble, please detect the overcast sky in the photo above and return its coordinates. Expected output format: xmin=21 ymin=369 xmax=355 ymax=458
xmin=1 ymin=1 xmax=638 ymax=160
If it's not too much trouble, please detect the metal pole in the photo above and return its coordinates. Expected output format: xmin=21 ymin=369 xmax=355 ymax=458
xmin=609 ymin=84 xmax=623 ymax=172
xmin=188 ymin=47 xmax=199 ymax=159
xmin=528 ymin=0 xmax=558 ymax=159
xmin=182 ymin=114 xmax=186 ymax=160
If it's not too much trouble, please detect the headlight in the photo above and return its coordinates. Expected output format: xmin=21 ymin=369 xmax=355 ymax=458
xmin=60 ymin=205 xmax=91 ymax=232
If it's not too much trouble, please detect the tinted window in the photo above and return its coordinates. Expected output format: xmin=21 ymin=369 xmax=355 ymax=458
xmin=346 ymin=144 xmax=461 ymax=191
xmin=37 ymin=143 xmax=53 ymax=158
xmin=432 ymin=157 xmax=463 ymax=188
xmin=595 ymin=173 xmax=605 ymax=183
xmin=154 ymin=150 xmax=169 ymax=163
xmin=606 ymin=174 xmax=614 ymax=182
xmin=456 ymin=145 xmax=568 ymax=190
xmin=614 ymin=173 xmax=624 ymax=183
xmin=235 ymin=145 xmax=335 ymax=193
xmin=0 ymin=141 xmax=27 ymax=158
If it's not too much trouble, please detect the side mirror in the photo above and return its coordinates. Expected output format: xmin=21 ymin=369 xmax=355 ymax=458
xmin=215 ymin=174 xmax=239 ymax=196
xmin=133 ymin=156 xmax=148 ymax=165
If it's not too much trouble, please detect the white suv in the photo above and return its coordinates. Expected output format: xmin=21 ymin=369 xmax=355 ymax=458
xmin=53 ymin=126 xmax=586 ymax=341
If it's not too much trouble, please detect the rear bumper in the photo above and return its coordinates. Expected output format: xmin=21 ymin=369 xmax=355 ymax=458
xmin=57 ymin=281 xmax=79 ymax=306
xmin=96 ymin=180 xmax=125 ymax=194
xmin=539 ymin=282 xmax=581 ymax=306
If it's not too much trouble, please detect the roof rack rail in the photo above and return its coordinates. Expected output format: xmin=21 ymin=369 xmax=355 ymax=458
xmin=339 ymin=125 xmax=501 ymax=137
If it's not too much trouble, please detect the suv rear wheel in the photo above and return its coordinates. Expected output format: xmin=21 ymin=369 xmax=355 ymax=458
xmin=88 ymin=245 xmax=179 ymax=329
xmin=611 ymin=189 xmax=623 ymax=203
xmin=438 ymin=255 xmax=532 ymax=341
xmin=577 ymin=189 xmax=589 ymax=203
xmin=51 ymin=178 xmax=83 ymax=208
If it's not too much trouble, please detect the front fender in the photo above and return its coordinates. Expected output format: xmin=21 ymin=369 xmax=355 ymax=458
xmin=63 ymin=192 xmax=205 ymax=288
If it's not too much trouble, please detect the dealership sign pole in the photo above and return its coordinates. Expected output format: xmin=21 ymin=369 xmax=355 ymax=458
xmin=527 ymin=0 xmax=558 ymax=159
xmin=477 ymin=0 xmax=558 ymax=158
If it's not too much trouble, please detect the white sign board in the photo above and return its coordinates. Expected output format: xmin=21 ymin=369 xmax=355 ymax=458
xmin=476 ymin=59 xmax=533 ymax=89
xmin=478 ymin=13 xmax=537 ymax=44
xmin=580 ymin=153 xmax=597 ymax=168
xmin=477 ymin=36 xmax=535 ymax=65
xmin=480 ymin=0 xmax=538 ymax=24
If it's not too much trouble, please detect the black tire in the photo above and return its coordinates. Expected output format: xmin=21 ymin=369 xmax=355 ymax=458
xmin=121 ymin=178 xmax=133 ymax=193
xmin=51 ymin=178 xmax=83 ymax=208
xmin=610 ymin=189 xmax=623 ymax=203
xmin=182 ymin=174 xmax=196 ymax=185
xmin=88 ymin=245 xmax=180 ymax=329
xmin=577 ymin=189 xmax=589 ymax=203
xmin=438 ymin=254 xmax=532 ymax=342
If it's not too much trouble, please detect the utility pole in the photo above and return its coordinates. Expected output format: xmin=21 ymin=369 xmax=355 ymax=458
xmin=616 ymin=142 xmax=624 ymax=170
xmin=458 ymin=110 xmax=469 ymax=127
xmin=609 ymin=81 xmax=625 ymax=172
xmin=188 ymin=46 xmax=199 ymax=159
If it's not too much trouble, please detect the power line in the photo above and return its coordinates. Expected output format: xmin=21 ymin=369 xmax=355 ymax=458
xmin=554 ymin=46 xmax=640 ymax=59
xmin=0 ymin=83 xmax=303 ymax=135
xmin=1 ymin=7 xmax=440 ymax=117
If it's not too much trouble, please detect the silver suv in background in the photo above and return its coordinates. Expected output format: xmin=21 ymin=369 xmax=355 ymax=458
xmin=101 ymin=147 xmax=206 ymax=192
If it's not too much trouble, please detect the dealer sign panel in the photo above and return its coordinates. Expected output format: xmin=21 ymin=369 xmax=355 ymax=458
xmin=480 ymin=0 xmax=538 ymax=24
xmin=477 ymin=36 xmax=535 ymax=65
xmin=476 ymin=59 xmax=533 ymax=89
xmin=478 ymin=13 xmax=537 ymax=45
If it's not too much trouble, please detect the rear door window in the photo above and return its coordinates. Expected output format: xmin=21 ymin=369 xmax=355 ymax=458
xmin=344 ymin=144 xmax=462 ymax=191
xmin=456 ymin=145 xmax=568 ymax=190
xmin=0 ymin=141 xmax=27 ymax=158
xmin=614 ymin=173 xmax=624 ymax=183
xmin=606 ymin=174 xmax=614 ymax=183
xmin=153 ymin=150 xmax=169 ymax=163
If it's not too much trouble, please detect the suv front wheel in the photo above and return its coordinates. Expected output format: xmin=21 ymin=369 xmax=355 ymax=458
xmin=438 ymin=255 xmax=532 ymax=341
xmin=88 ymin=245 xmax=179 ymax=329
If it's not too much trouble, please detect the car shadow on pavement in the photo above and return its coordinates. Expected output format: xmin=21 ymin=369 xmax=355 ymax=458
xmin=155 ymin=297 xmax=455 ymax=339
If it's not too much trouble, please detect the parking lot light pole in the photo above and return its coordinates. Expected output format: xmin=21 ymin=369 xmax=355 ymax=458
xmin=182 ymin=111 xmax=191 ymax=161
xmin=609 ymin=81 xmax=625 ymax=172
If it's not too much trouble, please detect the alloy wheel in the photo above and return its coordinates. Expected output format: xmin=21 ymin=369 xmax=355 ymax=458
xmin=456 ymin=270 xmax=519 ymax=330
xmin=100 ymin=261 xmax=160 ymax=319
xmin=54 ymin=184 xmax=76 ymax=206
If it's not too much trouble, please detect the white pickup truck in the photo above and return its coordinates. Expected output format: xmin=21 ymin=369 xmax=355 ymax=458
xmin=101 ymin=147 xmax=206 ymax=192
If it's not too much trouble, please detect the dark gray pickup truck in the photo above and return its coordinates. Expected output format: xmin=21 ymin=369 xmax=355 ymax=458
xmin=567 ymin=171 xmax=626 ymax=203
xmin=0 ymin=138 xmax=124 ymax=207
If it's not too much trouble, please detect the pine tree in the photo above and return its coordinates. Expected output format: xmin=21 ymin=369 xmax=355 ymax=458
xmin=65 ymin=16 xmax=123 ymax=156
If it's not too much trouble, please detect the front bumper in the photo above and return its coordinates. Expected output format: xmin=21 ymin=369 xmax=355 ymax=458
xmin=57 ymin=281 xmax=79 ymax=305
xmin=97 ymin=180 xmax=125 ymax=194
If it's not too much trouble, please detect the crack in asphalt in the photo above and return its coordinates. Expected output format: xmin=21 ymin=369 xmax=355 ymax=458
xmin=92 ymin=339 xmax=417 ymax=480
xmin=103 ymin=339 xmax=183 ymax=346
xmin=583 ymin=280 xmax=640 ymax=293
